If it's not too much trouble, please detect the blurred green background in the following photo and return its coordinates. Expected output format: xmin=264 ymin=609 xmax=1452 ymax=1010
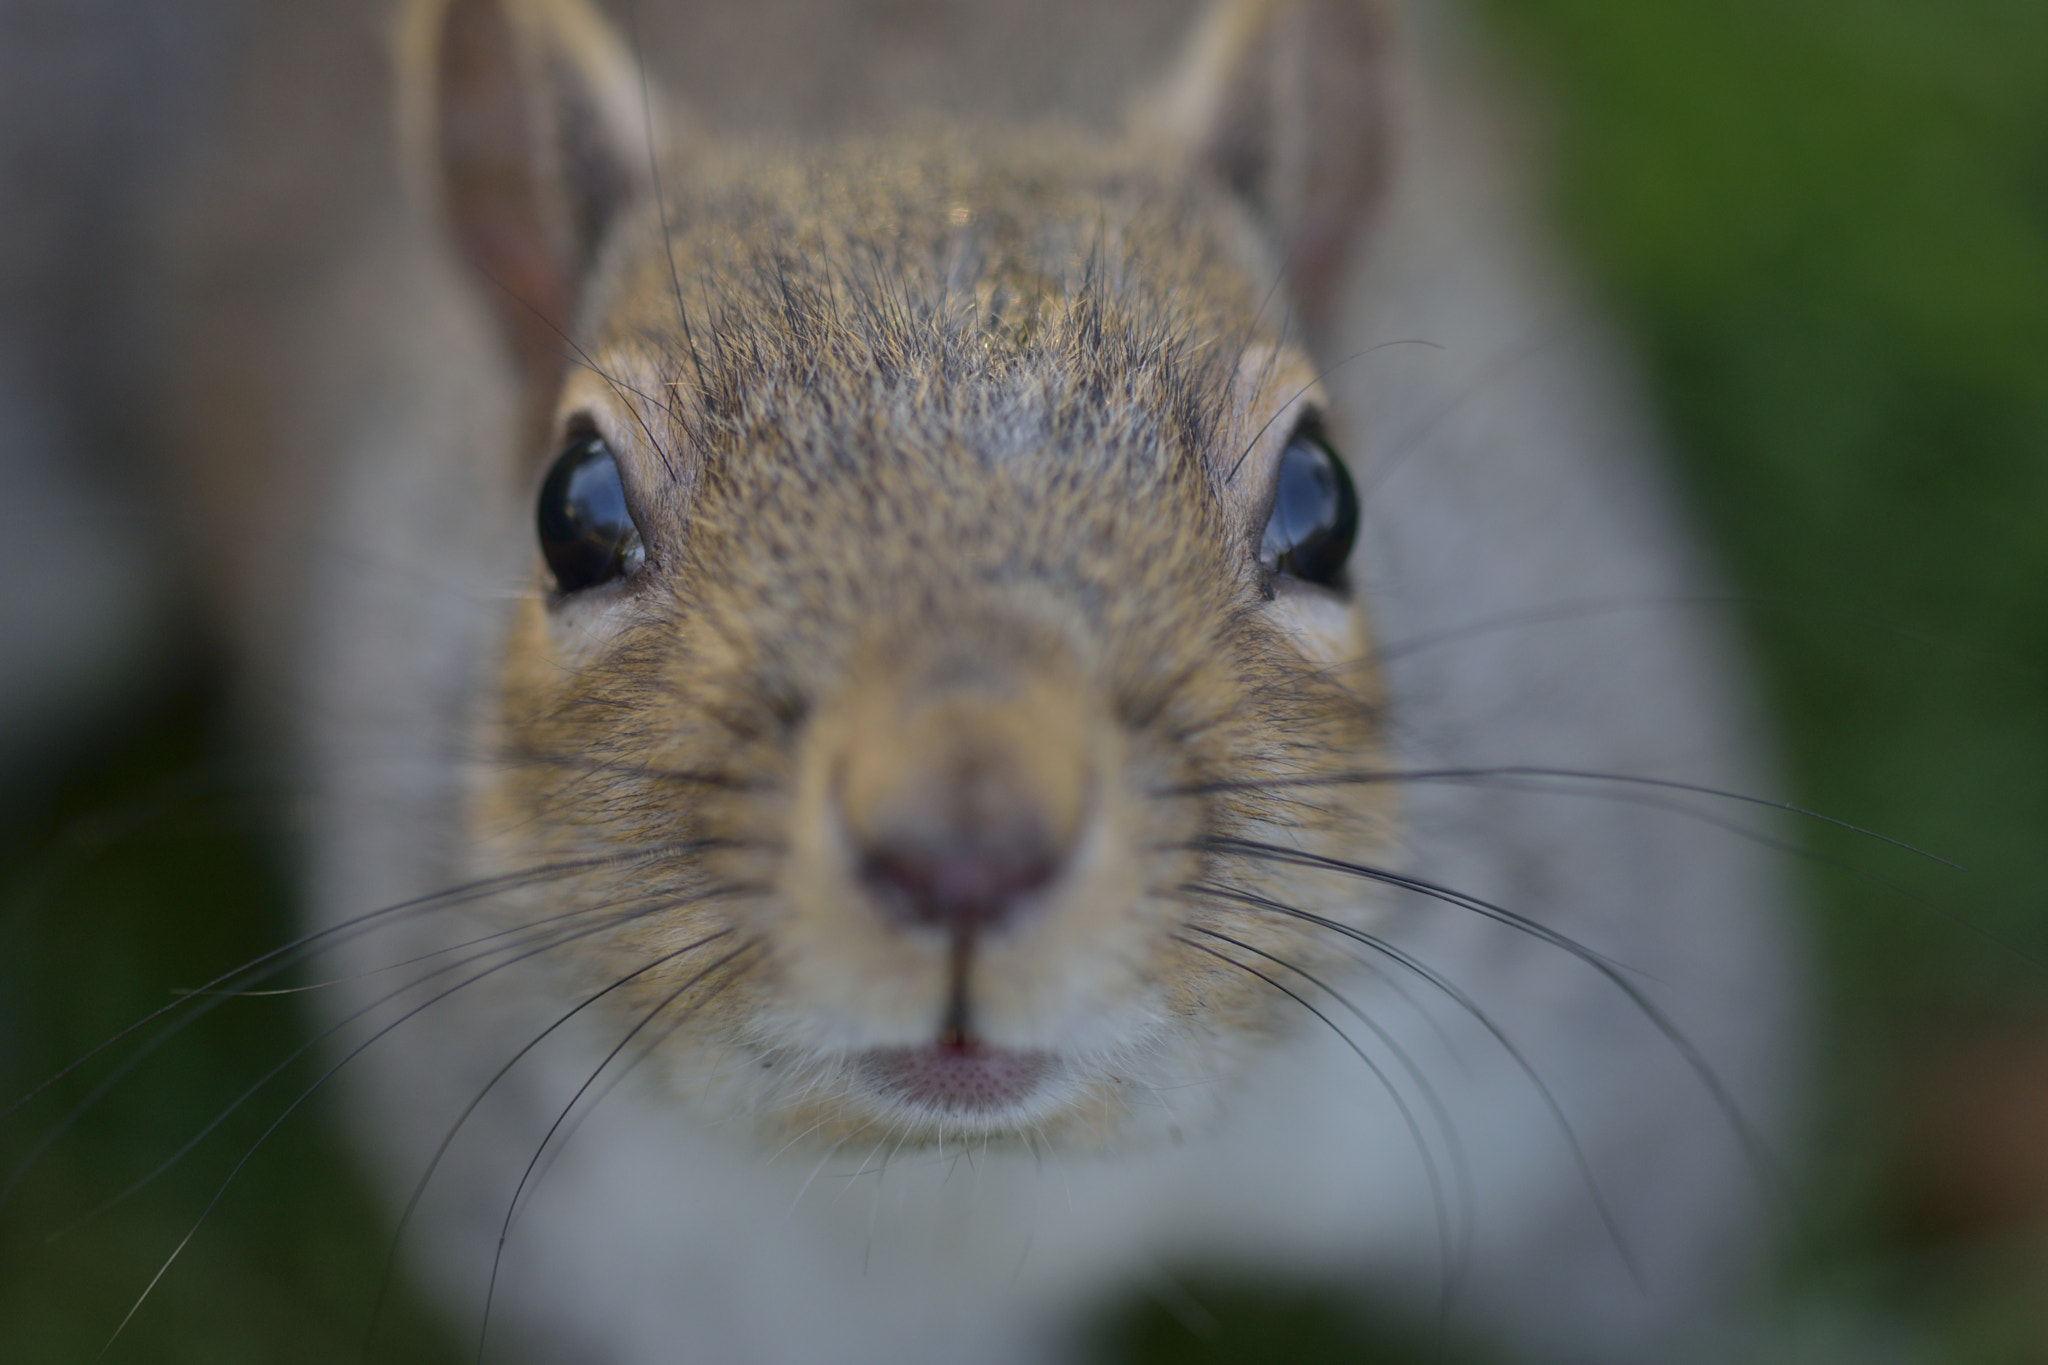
xmin=1482 ymin=0 xmax=2048 ymax=1358
xmin=4 ymin=0 xmax=2046 ymax=1360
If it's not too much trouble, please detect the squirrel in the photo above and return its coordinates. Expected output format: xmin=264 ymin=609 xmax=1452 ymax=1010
xmin=27 ymin=0 xmax=1796 ymax=1360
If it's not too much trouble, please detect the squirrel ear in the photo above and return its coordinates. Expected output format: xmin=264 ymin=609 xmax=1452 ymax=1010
xmin=401 ymin=0 xmax=668 ymax=395
xmin=1139 ymin=0 xmax=1394 ymax=340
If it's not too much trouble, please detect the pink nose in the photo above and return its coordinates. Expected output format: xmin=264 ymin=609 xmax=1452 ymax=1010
xmin=857 ymin=815 xmax=1063 ymax=935
xmin=833 ymin=651 xmax=1093 ymax=939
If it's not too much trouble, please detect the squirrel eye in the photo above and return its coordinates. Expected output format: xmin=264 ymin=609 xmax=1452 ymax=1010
xmin=1259 ymin=424 xmax=1358 ymax=588
xmin=537 ymin=433 xmax=645 ymax=593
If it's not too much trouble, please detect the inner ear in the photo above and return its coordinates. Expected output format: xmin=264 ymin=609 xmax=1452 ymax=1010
xmin=406 ymin=0 xmax=667 ymax=399
xmin=1138 ymin=0 xmax=1394 ymax=342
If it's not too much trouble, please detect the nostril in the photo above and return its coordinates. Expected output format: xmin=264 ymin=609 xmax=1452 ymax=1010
xmin=858 ymin=836 xmax=1060 ymax=934
xmin=834 ymin=673 xmax=1094 ymax=935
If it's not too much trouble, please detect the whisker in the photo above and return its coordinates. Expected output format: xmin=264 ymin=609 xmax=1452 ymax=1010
xmin=90 ymin=884 xmax=743 ymax=1358
xmin=624 ymin=0 xmax=712 ymax=410
xmin=1175 ymin=914 xmax=1476 ymax=1250
xmin=487 ymin=745 xmax=763 ymax=793
xmin=361 ymin=923 xmax=739 ymax=1361
xmin=65 ymin=879 xmax=732 ymax=1251
xmin=1224 ymin=338 xmax=1444 ymax=483
xmin=1224 ymin=330 xmax=1289 ymax=485
xmin=1380 ymin=774 xmax=2023 ymax=977
xmin=514 ymin=941 xmax=764 ymax=1200
xmin=186 ymin=883 xmax=757 ymax=1003
xmin=1183 ymin=761 xmax=2026 ymax=990
xmin=1243 ymin=257 xmax=1293 ymax=370
xmin=621 ymin=0 xmax=685 ymax=481
xmin=1174 ymin=927 xmax=1465 ymax=1319
xmin=469 ymin=251 xmax=681 ymax=475
xmin=1171 ymin=766 xmax=1961 ymax=870
xmin=2 ymin=855 xmax=727 ymax=1215
xmin=1355 ymin=316 xmax=1573 ymax=510
xmin=1198 ymin=835 xmax=1628 ymax=972
xmin=475 ymin=938 xmax=764 ymax=1363
xmin=1193 ymin=849 xmax=1788 ymax=1254
xmin=4 ymin=848 xmax=693 ymax=1124
xmin=1376 ymin=590 xmax=2042 ymax=679
xmin=1209 ymin=766 xmax=2039 ymax=973
xmin=785 ymin=1129 xmax=865 ymax=1222
xmin=1182 ymin=879 xmax=1643 ymax=1285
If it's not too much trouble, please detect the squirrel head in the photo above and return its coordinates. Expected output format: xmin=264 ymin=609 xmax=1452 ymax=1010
xmin=408 ymin=0 xmax=1398 ymax=1146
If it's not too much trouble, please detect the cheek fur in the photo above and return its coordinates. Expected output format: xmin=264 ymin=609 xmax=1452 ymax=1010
xmin=466 ymin=545 xmax=1394 ymax=1143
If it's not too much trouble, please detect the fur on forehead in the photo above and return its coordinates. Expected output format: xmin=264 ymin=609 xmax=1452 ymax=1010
xmin=572 ymin=130 xmax=1281 ymax=490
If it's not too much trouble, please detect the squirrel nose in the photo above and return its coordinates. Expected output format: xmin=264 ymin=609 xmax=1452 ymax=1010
xmin=839 ymin=694 xmax=1088 ymax=937
xmin=857 ymin=813 xmax=1061 ymax=934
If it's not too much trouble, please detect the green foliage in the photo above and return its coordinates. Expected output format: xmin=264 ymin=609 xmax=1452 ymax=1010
xmin=0 ymin=683 xmax=459 ymax=1364
xmin=1479 ymin=0 xmax=2048 ymax=1358
xmin=1480 ymin=0 xmax=2048 ymax=1001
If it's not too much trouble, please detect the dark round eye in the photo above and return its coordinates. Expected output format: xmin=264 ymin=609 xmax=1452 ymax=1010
xmin=537 ymin=433 xmax=645 ymax=593
xmin=1259 ymin=425 xmax=1358 ymax=588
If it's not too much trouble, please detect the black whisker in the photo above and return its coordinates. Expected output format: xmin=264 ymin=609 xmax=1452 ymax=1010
xmin=1181 ymin=879 xmax=1642 ymax=1285
xmin=1176 ymin=925 xmax=1467 ymax=1318
xmin=183 ymin=884 xmax=753 ymax=1004
xmin=2 ymin=852 xmax=724 ymax=1217
xmin=1224 ymin=329 xmax=1290 ymax=485
xmin=475 ymin=938 xmax=763 ymax=1363
xmin=362 ymin=924 xmax=739 ymax=1362
xmin=1200 ymin=765 xmax=2040 ymax=973
xmin=1224 ymin=339 xmax=1444 ymax=484
xmin=78 ymin=892 xmax=658 ymax=1358
xmin=4 ymin=849 xmax=688 ymax=1124
xmin=78 ymin=881 xmax=743 ymax=1354
xmin=1171 ymin=766 xmax=1961 ymax=870
xmin=627 ymin=0 xmax=696 ymax=476
xmin=1199 ymin=835 xmax=1626 ymax=970
xmin=1377 ymin=590 xmax=2042 ymax=679
xmin=472 ymin=255 xmax=680 ymax=472
xmin=1177 ymin=916 xmax=1475 ymax=1239
xmin=1194 ymin=843 xmax=1787 ymax=1220
xmin=1182 ymin=760 xmax=2029 ymax=981
xmin=1355 ymin=318 xmax=1572 ymax=510
xmin=489 ymin=745 xmax=762 ymax=793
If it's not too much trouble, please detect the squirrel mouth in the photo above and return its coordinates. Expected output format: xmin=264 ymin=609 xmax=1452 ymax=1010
xmin=856 ymin=1040 xmax=1057 ymax=1119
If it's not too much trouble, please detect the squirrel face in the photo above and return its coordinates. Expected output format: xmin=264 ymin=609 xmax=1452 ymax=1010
xmin=418 ymin=0 xmax=1400 ymax=1144
xmin=477 ymin=139 xmax=1391 ymax=1143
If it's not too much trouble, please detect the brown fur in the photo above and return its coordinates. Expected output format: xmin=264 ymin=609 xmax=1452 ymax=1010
xmin=467 ymin=126 xmax=1394 ymax=1145
xmin=62 ymin=2 xmax=1792 ymax=1354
